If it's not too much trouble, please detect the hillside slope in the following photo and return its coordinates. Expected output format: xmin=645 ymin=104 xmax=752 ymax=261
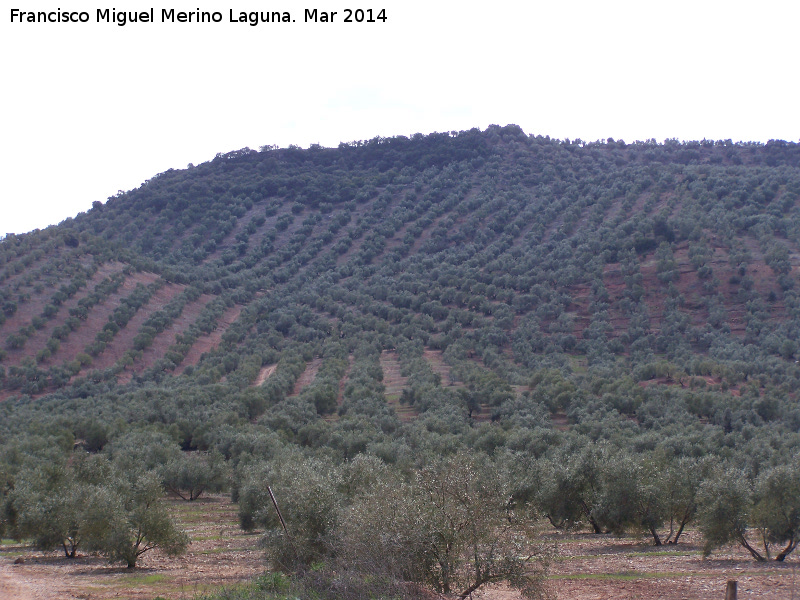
xmin=1 ymin=125 xmax=799 ymax=435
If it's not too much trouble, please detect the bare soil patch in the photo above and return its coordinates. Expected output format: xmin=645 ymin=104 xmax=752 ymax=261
xmin=178 ymin=304 xmax=243 ymax=369
xmin=85 ymin=281 xmax=184 ymax=373
xmin=380 ymin=350 xmax=407 ymax=397
xmin=423 ymin=349 xmax=462 ymax=388
xmin=541 ymin=529 xmax=798 ymax=600
xmin=254 ymin=363 xmax=277 ymax=386
xmin=603 ymin=263 xmax=631 ymax=334
xmin=563 ymin=284 xmax=592 ymax=339
xmin=380 ymin=350 xmax=417 ymax=422
xmin=1 ymin=263 xmax=123 ymax=367
xmin=45 ymin=271 xmax=160 ymax=367
xmin=0 ymin=272 xmax=90 ymax=350
xmin=124 ymin=293 xmax=216 ymax=380
xmin=291 ymin=357 xmax=322 ymax=396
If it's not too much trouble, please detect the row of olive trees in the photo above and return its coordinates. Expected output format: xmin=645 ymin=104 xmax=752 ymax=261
xmin=530 ymin=443 xmax=800 ymax=561
xmin=0 ymin=430 xmax=233 ymax=568
xmin=4 ymin=452 xmax=188 ymax=567
xmin=229 ymin=441 xmax=799 ymax=600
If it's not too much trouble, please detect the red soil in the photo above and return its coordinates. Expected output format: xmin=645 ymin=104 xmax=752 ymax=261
xmin=254 ymin=363 xmax=277 ymax=386
xmin=89 ymin=281 xmax=185 ymax=372
xmin=423 ymin=349 xmax=462 ymax=388
xmin=290 ymin=357 xmax=322 ymax=396
xmin=2 ymin=262 xmax=125 ymax=366
xmin=177 ymin=304 xmax=243 ymax=369
xmin=380 ymin=350 xmax=416 ymax=422
xmin=48 ymin=271 xmax=161 ymax=367
xmin=120 ymin=293 xmax=216 ymax=382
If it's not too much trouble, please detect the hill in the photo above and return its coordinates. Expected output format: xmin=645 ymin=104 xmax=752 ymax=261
xmin=2 ymin=127 xmax=799 ymax=412
xmin=2 ymin=126 xmax=800 ymax=597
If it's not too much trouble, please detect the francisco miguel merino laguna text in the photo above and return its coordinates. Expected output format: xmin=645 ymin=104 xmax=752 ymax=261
xmin=10 ymin=8 xmax=292 ymax=25
xmin=10 ymin=8 xmax=387 ymax=26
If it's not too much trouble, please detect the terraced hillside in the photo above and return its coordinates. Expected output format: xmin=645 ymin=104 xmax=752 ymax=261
xmin=3 ymin=127 xmax=800 ymax=600
xmin=2 ymin=128 xmax=799 ymax=412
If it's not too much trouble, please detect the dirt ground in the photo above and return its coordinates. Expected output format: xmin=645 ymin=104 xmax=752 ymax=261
xmin=537 ymin=528 xmax=798 ymax=600
xmin=1 ymin=498 xmax=797 ymax=600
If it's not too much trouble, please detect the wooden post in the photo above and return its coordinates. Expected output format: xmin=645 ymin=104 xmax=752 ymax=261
xmin=725 ymin=580 xmax=737 ymax=600
xmin=267 ymin=485 xmax=289 ymax=537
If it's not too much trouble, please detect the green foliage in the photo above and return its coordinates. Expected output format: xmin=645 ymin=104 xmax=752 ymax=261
xmin=698 ymin=462 xmax=800 ymax=561
xmin=86 ymin=470 xmax=189 ymax=568
xmin=9 ymin=450 xmax=187 ymax=567
xmin=236 ymin=451 xmax=342 ymax=568
xmin=3 ymin=126 xmax=800 ymax=581
xmin=334 ymin=452 xmax=550 ymax=599
xmin=162 ymin=450 xmax=227 ymax=501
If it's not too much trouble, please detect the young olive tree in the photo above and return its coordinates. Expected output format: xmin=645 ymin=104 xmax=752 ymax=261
xmin=87 ymin=470 xmax=189 ymax=568
xmin=236 ymin=453 xmax=343 ymax=570
xmin=162 ymin=450 xmax=227 ymax=501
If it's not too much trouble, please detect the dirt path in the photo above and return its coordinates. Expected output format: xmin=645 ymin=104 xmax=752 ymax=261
xmin=0 ymin=560 xmax=39 ymax=600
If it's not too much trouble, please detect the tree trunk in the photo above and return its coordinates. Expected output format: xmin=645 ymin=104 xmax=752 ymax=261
xmin=737 ymin=535 xmax=765 ymax=561
xmin=649 ymin=526 xmax=662 ymax=546
xmin=670 ymin=518 xmax=687 ymax=544
xmin=774 ymin=539 xmax=798 ymax=562
xmin=62 ymin=541 xmax=77 ymax=558
xmin=546 ymin=514 xmax=566 ymax=530
xmin=588 ymin=516 xmax=603 ymax=534
xmin=459 ymin=577 xmax=487 ymax=600
xmin=580 ymin=501 xmax=603 ymax=534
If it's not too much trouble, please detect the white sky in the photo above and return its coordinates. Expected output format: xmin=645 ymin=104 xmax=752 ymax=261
xmin=2 ymin=0 xmax=799 ymax=235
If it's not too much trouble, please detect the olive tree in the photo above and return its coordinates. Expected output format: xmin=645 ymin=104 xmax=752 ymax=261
xmin=0 ymin=462 xmax=15 ymax=540
xmin=333 ymin=452 xmax=551 ymax=600
xmin=87 ymin=470 xmax=189 ymax=568
xmin=698 ymin=463 xmax=800 ymax=561
xmin=751 ymin=463 xmax=800 ymax=561
xmin=595 ymin=453 xmax=708 ymax=546
xmin=12 ymin=453 xmax=111 ymax=558
xmin=534 ymin=442 xmax=607 ymax=533
xmin=162 ymin=450 xmax=227 ymax=501
xmin=236 ymin=452 xmax=343 ymax=570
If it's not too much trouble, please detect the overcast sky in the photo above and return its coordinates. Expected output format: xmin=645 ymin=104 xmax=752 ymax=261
xmin=2 ymin=0 xmax=798 ymax=235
